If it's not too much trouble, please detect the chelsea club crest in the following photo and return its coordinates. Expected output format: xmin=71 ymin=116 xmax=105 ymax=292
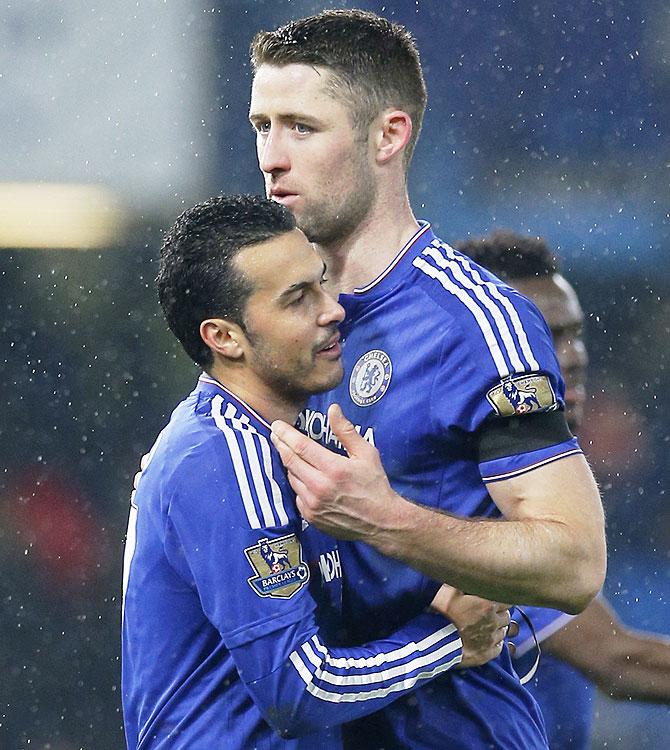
xmin=349 ymin=349 xmax=392 ymax=407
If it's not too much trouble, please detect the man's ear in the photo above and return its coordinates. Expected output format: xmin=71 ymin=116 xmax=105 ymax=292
xmin=374 ymin=109 xmax=412 ymax=164
xmin=200 ymin=318 xmax=246 ymax=361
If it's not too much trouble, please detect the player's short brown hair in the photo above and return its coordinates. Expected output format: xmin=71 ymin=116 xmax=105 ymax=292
xmin=250 ymin=9 xmax=427 ymax=166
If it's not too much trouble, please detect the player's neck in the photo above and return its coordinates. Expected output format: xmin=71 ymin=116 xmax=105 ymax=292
xmin=317 ymin=195 xmax=419 ymax=295
xmin=204 ymin=366 xmax=303 ymax=427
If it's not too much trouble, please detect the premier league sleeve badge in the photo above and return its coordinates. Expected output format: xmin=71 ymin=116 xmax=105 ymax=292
xmin=486 ymin=374 xmax=557 ymax=417
xmin=244 ymin=533 xmax=310 ymax=599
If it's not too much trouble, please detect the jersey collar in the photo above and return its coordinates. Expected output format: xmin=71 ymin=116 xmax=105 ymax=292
xmin=196 ymin=374 xmax=272 ymax=430
xmin=350 ymin=221 xmax=434 ymax=297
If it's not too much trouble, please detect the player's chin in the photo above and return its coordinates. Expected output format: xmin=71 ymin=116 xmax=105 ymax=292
xmin=310 ymin=361 xmax=344 ymax=394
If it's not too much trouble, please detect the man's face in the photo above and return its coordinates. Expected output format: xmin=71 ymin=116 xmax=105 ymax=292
xmin=236 ymin=228 xmax=345 ymax=400
xmin=249 ymin=63 xmax=377 ymax=246
xmin=513 ymin=274 xmax=588 ymax=431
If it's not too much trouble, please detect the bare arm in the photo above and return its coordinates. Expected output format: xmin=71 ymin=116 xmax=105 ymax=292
xmin=543 ymin=597 xmax=670 ymax=702
xmin=271 ymin=404 xmax=606 ymax=614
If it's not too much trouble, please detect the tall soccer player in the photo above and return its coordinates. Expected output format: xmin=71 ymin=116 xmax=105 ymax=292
xmin=121 ymin=195 xmax=511 ymax=749
xmin=457 ymin=229 xmax=670 ymax=749
xmin=249 ymin=9 xmax=606 ymax=748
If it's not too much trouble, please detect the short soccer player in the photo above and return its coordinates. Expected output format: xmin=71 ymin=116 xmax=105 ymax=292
xmin=457 ymin=229 xmax=670 ymax=750
xmin=249 ymin=10 xmax=606 ymax=748
xmin=121 ymin=195 xmax=510 ymax=749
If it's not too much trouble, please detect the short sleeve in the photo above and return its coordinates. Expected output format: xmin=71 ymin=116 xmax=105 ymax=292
xmin=433 ymin=284 xmax=566 ymax=436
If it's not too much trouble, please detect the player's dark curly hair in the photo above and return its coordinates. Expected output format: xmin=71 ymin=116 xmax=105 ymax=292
xmin=250 ymin=9 xmax=427 ymax=165
xmin=455 ymin=229 xmax=560 ymax=280
xmin=157 ymin=194 xmax=295 ymax=368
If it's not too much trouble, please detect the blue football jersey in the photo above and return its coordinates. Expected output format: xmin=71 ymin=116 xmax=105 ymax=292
xmin=122 ymin=375 xmax=466 ymax=749
xmin=523 ymin=655 xmax=594 ymax=750
xmin=306 ymin=223 xmax=582 ymax=749
xmin=513 ymin=606 xmax=594 ymax=750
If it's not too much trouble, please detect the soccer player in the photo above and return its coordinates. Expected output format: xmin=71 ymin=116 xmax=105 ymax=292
xmin=249 ymin=9 xmax=606 ymax=748
xmin=121 ymin=195 xmax=512 ymax=749
xmin=457 ymin=229 xmax=670 ymax=749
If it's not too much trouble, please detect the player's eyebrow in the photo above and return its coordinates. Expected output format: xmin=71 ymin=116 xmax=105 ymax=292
xmin=249 ymin=111 xmax=323 ymax=127
xmin=277 ymin=262 xmax=327 ymax=301
xmin=278 ymin=280 xmax=310 ymax=300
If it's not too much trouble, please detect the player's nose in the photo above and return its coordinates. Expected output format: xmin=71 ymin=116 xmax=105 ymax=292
xmin=258 ymin=128 xmax=290 ymax=175
xmin=318 ymin=293 xmax=345 ymax=326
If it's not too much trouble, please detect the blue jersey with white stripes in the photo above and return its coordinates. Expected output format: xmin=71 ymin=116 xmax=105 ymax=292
xmin=306 ymin=222 xmax=581 ymax=749
xmin=121 ymin=375 xmax=465 ymax=749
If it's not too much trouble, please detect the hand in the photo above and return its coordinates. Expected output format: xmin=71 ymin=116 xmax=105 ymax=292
xmin=431 ymin=584 xmax=516 ymax=669
xmin=270 ymin=404 xmax=401 ymax=541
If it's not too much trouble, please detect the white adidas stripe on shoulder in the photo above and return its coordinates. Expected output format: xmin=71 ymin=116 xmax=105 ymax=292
xmin=443 ymin=243 xmax=540 ymax=370
xmin=211 ymin=395 xmax=289 ymax=529
xmin=413 ymin=241 xmax=541 ymax=377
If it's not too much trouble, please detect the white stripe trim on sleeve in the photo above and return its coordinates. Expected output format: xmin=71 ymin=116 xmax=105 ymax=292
xmin=224 ymin=402 xmax=278 ymax=528
xmin=211 ymin=397 xmax=289 ymax=528
xmin=289 ymin=651 xmax=462 ymax=703
xmin=301 ymin=639 xmax=462 ymax=687
xmin=313 ymin=623 xmax=458 ymax=669
xmin=220 ymin=401 xmax=288 ymax=527
xmin=289 ymin=624 xmax=462 ymax=699
xmin=257 ymin=429 xmax=289 ymax=527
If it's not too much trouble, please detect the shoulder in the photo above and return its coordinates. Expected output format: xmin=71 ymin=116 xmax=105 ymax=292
xmin=413 ymin=240 xmax=552 ymax=364
xmin=140 ymin=390 xmax=294 ymax=530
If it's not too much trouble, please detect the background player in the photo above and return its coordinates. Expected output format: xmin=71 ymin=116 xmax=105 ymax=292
xmin=456 ymin=228 xmax=670 ymax=749
xmin=249 ymin=8 xmax=605 ymax=748
xmin=121 ymin=195 xmax=511 ymax=749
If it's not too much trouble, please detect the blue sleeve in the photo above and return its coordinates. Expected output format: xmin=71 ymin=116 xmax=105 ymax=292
xmin=479 ymin=437 xmax=583 ymax=483
xmin=163 ymin=430 xmax=463 ymax=737
xmin=429 ymin=268 xmax=566 ymax=436
xmin=234 ymin=610 xmax=462 ymax=738
xmin=420 ymin=252 xmax=580 ymax=479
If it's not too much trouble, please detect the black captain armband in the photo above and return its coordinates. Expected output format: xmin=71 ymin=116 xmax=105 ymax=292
xmin=477 ymin=409 xmax=573 ymax=464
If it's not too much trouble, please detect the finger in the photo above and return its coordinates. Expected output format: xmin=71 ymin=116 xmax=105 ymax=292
xmin=507 ymin=620 xmax=519 ymax=639
xmin=492 ymin=608 xmax=511 ymax=630
xmin=271 ymin=436 xmax=334 ymax=504
xmin=271 ymin=420 xmax=334 ymax=470
xmin=328 ymin=404 xmax=366 ymax=458
xmin=287 ymin=474 xmax=312 ymax=509
xmin=507 ymin=642 xmax=517 ymax=658
xmin=270 ymin=429 xmax=326 ymax=478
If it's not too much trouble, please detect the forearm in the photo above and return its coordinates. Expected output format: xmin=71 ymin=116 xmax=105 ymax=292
xmin=598 ymin=632 xmax=670 ymax=702
xmin=237 ymin=611 xmax=463 ymax=737
xmin=373 ymin=497 xmax=595 ymax=613
xmin=271 ymin=419 xmax=605 ymax=613
xmin=544 ymin=598 xmax=670 ymax=703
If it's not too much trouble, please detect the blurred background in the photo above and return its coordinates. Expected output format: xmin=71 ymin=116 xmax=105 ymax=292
xmin=0 ymin=1 xmax=667 ymax=747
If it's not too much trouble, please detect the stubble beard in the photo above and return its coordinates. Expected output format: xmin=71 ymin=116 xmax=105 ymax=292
xmin=245 ymin=333 xmax=343 ymax=405
xmin=297 ymin=149 xmax=377 ymax=247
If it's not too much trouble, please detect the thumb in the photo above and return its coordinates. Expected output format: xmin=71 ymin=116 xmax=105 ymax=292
xmin=328 ymin=403 xmax=363 ymax=457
